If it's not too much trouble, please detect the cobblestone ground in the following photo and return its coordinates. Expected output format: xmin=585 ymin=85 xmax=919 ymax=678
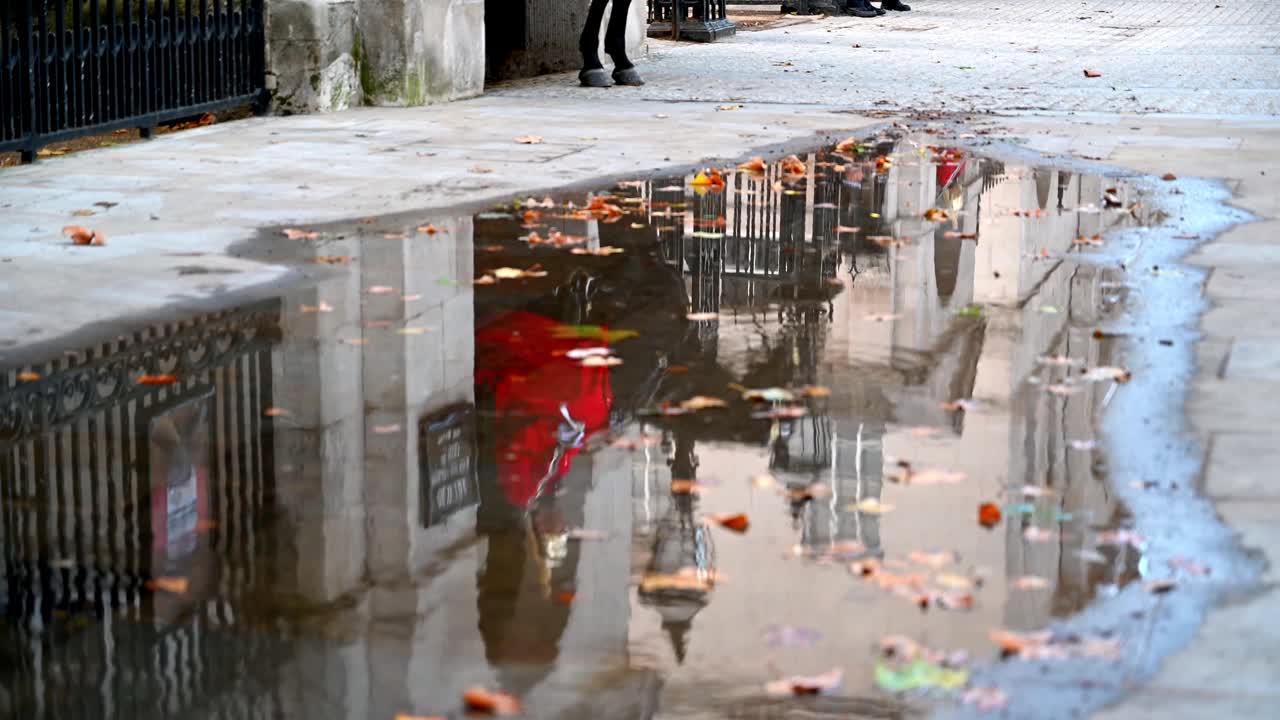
xmin=493 ymin=0 xmax=1280 ymax=116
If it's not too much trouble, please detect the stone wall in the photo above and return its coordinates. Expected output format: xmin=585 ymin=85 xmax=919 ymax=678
xmin=267 ymin=0 xmax=486 ymax=113
xmin=268 ymin=0 xmax=646 ymax=113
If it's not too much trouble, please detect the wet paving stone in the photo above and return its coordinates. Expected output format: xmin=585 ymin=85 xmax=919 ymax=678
xmin=0 ymin=133 xmax=1155 ymax=719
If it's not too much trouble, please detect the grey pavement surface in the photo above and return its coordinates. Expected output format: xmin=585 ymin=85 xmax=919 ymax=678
xmin=2 ymin=2 xmax=1280 ymax=717
xmin=975 ymin=114 xmax=1280 ymax=719
xmin=497 ymin=0 xmax=1280 ymax=116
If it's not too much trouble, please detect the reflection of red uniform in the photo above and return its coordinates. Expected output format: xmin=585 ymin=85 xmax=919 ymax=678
xmin=937 ymin=156 xmax=966 ymax=189
xmin=476 ymin=311 xmax=613 ymax=509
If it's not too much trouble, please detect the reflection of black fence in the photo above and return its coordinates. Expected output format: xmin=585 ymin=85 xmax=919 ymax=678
xmin=0 ymin=1 xmax=267 ymax=161
xmin=0 ymin=300 xmax=280 ymax=719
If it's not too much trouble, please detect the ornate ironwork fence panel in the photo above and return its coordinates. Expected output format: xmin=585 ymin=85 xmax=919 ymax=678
xmin=0 ymin=300 xmax=282 ymax=719
xmin=647 ymin=0 xmax=736 ymax=42
xmin=0 ymin=0 xmax=267 ymax=161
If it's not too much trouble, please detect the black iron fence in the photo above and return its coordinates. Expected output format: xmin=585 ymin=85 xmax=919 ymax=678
xmin=0 ymin=0 xmax=267 ymax=161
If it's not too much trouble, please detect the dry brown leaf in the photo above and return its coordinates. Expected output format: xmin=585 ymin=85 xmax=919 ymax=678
xmin=137 ymin=374 xmax=178 ymax=386
xmin=569 ymin=246 xmax=625 ymax=256
xmin=852 ymin=498 xmax=895 ymax=515
xmin=764 ymin=668 xmax=843 ymax=697
xmin=1084 ymin=69 xmax=1102 ymax=78
xmin=1083 ymin=366 xmax=1132 ymax=383
xmin=514 ymin=134 xmax=544 ymax=144
xmin=737 ymin=156 xmax=767 ymax=173
xmin=709 ymin=513 xmax=750 ymax=533
xmin=62 ymin=225 xmax=106 ymax=246
xmin=1012 ymin=576 xmax=1050 ymax=590
xmin=680 ymin=395 xmax=728 ymax=411
xmin=148 ymin=576 xmax=189 ymax=594
xmin=978 ymin=502 xmax=1002 ymax=528
xmin=281 ymin=228 xmax=320 ymax=240
xmin=462 ymin=687 xmax=522 ymax=716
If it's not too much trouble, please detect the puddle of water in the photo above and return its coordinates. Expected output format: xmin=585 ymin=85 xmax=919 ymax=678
xmin=0 ymin=136 xmax=1150 ymax=719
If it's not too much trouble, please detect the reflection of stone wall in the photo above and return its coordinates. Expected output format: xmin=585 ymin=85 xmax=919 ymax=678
xmin=269 ymin=218 xmax=483 ymax=718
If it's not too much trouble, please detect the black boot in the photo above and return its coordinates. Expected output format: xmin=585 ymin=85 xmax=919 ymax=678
xmin=846 ymin=0 xmax=880 ymax=17
xmin=881 ymin=0 xmax=911 ymax=10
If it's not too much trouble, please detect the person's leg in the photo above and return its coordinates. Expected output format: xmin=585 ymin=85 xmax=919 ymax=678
xmin=846 ymin=0 xmax=881 ymax=17
xmin=579 ymin=0 xmax=612 ymax=86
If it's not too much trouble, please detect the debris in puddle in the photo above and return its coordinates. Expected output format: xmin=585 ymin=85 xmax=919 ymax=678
xmin=875 ymin=659 xmax=968 ymax=692
xmin=978 ymin=503 xmax=1003 ymax=528
xmin=764 ymin=668 xmax=844 ymax=697
xmin=707 ymin=513 xmax=750 ymax=533
xmin=462 ymin=687 xmax=522 ymax=716
xmin=763 ymin=625 xmax=822 ymax=648
xmin=963 ymin=686 xmax=1010 ymax=712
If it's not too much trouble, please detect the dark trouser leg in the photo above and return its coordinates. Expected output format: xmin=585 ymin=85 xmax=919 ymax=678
xmin=604 ymin=0 xmax=636 ymax=70
xmin=580 ymin=0 xmax=611 ymax=71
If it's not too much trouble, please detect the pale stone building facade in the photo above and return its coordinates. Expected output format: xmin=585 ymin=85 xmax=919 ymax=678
xmin=267 ymin=0 xmax=647 ymax=113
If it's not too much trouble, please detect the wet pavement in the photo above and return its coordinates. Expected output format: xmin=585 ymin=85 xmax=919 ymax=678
xmin=0 ymin=133 xmax=1159 ymax=719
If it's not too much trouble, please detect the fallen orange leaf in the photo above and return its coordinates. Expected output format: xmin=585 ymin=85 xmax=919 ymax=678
xmin=17 ymin=371 xmax=41 ymax=382
xmin=710 ymin=513 xmax=750 ymax=533
xmin=1012 ymin=575 xmax=1050 ymax=590
xmin=737 ymin=156 xmax=767 ymax=173
xmin=1084 ymin=69 xmax=1102 ymax=78
xmin=62 ymin=225 xmax=106 ymax=246
xmin=978 ymin=502 xmax=1002 ymax=528
xmin=137 ymin=374 xmax=178 ymax=386
xmin=281 ymin=228 xmax=319 ymax=240
xmin=514 ymin=135 xmax=544 ymax=144
xmin=148 ymin=576 xmax=189 ymax=594
xmin=462 ymin=687 xmax=522 ymax=716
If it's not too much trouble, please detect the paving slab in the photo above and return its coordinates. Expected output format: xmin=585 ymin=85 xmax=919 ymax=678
xmin=1222 ymin=339 xmax=1280 ymax=381
xmin=1204 ymin=433 xmax=1280 ymax=500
